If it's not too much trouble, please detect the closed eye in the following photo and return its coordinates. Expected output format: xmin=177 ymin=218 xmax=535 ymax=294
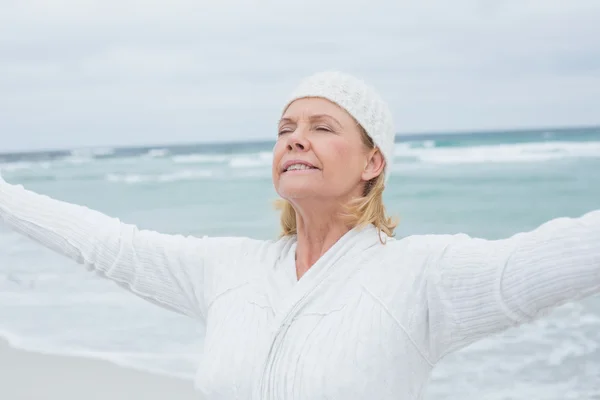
xmin=315 ymin=125 xmax=333 ymax=132
xmin=278 ymin=128 xmax=293 ymax=136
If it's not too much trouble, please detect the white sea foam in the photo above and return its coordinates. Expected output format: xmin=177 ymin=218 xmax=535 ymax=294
xmin=2 ymin=159 xmax=86 ymax=173
xmin=228 ymin=151 xmax=272 ymax=168
xmin=394 ymin=141 xmax=600 ymax=165
xmin=62 ymin=147 xmax=116 ymax=164
xmin=0 ymin=161 xmax=36 ymax=172
xmin=70 ymin=147 xmax=115 ymax=157
xmin=62 ymin=156 xmax=93 ymax=165
xmin=144 ymin=148 xmax=170 ymax=158
xmin=105 ymin=169 xmax=213 ymax=184
xmin=172 ymin=154 xmax=230 ymax=164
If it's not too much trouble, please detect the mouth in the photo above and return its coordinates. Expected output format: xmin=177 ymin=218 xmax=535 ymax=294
xmin=281 ymin=161 xmax=319 ymax=173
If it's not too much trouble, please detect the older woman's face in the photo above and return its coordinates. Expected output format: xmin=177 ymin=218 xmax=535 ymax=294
xmin=272 ymin=97 xmax=375 ymax=202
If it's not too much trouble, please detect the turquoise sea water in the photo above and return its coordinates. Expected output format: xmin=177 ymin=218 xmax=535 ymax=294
xmin=1 ymin=126 xmax=599 ymax=399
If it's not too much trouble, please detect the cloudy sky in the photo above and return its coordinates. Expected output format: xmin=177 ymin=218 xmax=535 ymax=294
xmin=1 ymin=0 xmax=599 ymax=152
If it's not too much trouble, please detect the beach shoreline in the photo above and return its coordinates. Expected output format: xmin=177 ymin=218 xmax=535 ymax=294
xmin=0 ymin=338 xmax=201 ymax=400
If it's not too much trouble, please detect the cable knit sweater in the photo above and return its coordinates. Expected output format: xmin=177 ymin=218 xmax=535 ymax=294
xmin=0 ymin=175 xmax=599 ymax=399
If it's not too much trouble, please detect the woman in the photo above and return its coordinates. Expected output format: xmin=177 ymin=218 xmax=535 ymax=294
xmin=0 ymin=71 xmax=599 ymax=399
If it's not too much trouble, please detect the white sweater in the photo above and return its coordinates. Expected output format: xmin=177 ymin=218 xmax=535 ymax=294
xmin=0 ymin=176 xmax=599 ymax=400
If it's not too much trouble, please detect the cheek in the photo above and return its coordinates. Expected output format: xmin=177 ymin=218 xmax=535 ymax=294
xmin=271 ymin=148 xmax=282 ymax=189
xmin=326 ymin=141 xmax=349 ymax=162
xmin=271 ymin=141 xmax=285 ymax=171
xmin=324 ymin=141 xmax=361 ymax=173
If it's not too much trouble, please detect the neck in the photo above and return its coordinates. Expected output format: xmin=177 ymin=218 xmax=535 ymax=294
xmin=292 ymin=200 xmax=351 ymax=280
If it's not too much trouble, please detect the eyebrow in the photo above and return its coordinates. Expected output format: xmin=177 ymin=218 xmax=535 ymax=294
xmin=278 ymin=114 xmax=343 ymax=128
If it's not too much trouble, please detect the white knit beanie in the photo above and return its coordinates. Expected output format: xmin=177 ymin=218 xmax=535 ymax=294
xmin=282 ymin=71 xmax=395 ymax=182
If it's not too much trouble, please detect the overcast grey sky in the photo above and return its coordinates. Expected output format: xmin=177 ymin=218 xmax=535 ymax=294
xmin=1 ymin=0 xmax=599 ymax=152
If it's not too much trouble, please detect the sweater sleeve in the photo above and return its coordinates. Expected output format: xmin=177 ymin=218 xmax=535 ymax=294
xmin=0 ymin=175 xmax=242 ymax=321
xmin=422 ymin=209 xmax=600 ymax=363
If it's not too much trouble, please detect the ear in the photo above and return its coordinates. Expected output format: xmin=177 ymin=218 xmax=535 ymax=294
xmin=361 ymin=148 xmax=386 ymax=182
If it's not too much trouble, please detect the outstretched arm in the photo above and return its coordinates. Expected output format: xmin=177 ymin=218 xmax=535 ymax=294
xmin=0 ymin=174 xmax=250 ymax=321
xmin=422 ymin=209 xmax=600 ymax=363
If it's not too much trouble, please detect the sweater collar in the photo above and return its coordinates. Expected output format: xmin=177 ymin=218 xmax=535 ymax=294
xmin=267 ymin=224 xmax=382 ymax=318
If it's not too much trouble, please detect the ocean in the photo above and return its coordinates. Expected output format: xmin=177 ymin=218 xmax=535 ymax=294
xmin=1 ymin=126 xmax=599 ymax=399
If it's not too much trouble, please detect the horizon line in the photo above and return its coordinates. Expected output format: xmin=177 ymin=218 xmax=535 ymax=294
xmin=1 ymin=123 xmax=599 ymax=157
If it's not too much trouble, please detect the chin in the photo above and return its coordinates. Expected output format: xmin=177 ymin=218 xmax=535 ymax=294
xmin=276 ymin=180 xmax=324 ymax=200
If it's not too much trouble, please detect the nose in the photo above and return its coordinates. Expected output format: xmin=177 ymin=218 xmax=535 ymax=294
xmin=286 ymin=125 xmax=310 ymax=152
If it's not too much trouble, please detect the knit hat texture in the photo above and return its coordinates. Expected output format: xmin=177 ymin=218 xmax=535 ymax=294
xmin=283 ymin=71 xmax=395 ymax=182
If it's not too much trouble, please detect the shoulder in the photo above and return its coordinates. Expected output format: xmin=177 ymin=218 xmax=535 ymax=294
xmin=356 ymin=233 xmax=464 ymax=317
xmin=202 ymin=234 xmax=293 ymax=266
xmin=201 ymin=234 xmax=293 ymax=287
xmin=200 ymin=234 xmax=295 ymax=314
xmin=369 ymin=232 xmax=465 ymax=268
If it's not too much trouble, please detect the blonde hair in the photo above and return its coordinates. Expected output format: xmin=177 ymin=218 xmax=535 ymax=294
xmin=274 ymin=126 xmax=398 ymax=240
